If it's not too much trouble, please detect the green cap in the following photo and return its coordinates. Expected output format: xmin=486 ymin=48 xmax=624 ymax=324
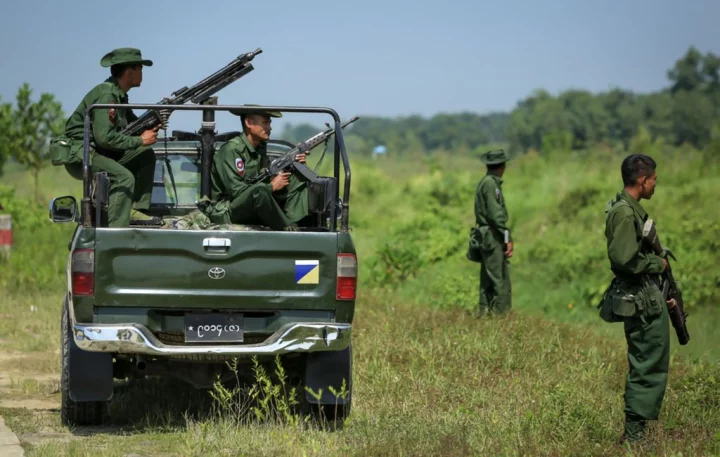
xmin=229 ymin=104 xmax=282 ymax=118
xmin=480 ymin=149 xmax=510 ymax=165
xmin=100 ymin=48 xmax=153 ymax=68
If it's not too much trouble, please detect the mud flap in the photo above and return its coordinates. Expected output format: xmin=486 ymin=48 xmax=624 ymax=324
xmin=68 ymin=333 xmax=113 ymax=402
xmin=304 ymin=345 xmax=352 ymax=405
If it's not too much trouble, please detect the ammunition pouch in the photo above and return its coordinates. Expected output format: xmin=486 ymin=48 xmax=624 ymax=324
xmin=598 ymin=279 xmax=637 ymax=323
xmin=598 ymin=277 xmax=664 ymax=323
xmin=640 ymin=278 xmax=665 ymax=319
xmin=50 ymin=135 xmax=82 ymax=167
xmin=466 ymin=226 xmax=484 ymax=263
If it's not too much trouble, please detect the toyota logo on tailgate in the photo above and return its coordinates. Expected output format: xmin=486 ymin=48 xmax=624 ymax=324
xmin=208 ymin=267 xmax=226 ymax=280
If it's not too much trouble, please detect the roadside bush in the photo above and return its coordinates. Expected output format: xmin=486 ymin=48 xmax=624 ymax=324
xmin=365 ymin=211 xmax=465 ymax=286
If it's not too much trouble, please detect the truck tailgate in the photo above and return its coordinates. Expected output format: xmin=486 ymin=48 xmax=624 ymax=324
xmin=94 ymin=229 xmax=339 ymax=310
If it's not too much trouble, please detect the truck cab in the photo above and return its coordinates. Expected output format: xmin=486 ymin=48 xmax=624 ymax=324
xmin=49 ymin=104 xmax=357 ymax=426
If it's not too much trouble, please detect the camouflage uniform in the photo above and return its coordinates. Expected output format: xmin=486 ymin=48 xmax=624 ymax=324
xmin=164 ymin=210 xmax=266 ymax=232
xmin=474 ymin=149 xmax=513 ymax=316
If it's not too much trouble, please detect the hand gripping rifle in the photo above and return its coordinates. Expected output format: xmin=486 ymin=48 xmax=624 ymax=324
xmin=120 ymin=48 xmax=263 ymax=136
xmin=247 ymin=116 xmax=359 ymax=185
xmin=642 ymin=219 xmax=690 ymax=345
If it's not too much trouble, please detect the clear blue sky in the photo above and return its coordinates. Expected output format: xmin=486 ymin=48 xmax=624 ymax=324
xmin=0 ymin=0 xmax=717 ymax=133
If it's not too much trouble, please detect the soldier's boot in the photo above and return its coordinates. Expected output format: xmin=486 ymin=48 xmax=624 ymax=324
xmin=619 ymin=413 xmax=646 ymax=444
xmin=130 ymin=209 xmax=163 ymax=226
xmin=476 ymin=292 xmax=491 ymax=318
xmin=474 ymin=306 xmax=491 ymax=319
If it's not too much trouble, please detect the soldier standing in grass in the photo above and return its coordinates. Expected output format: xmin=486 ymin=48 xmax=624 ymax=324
xmin=472 ymin=149 xmax=513 ymax=317
xmin=600 ymin=153 xmax=673 ymax=444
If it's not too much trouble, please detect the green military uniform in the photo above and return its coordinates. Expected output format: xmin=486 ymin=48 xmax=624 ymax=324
xmin=63 ymin=48 xmax=157 ymax=227
xmin=473 ymin=149 xmax=512 ymax=316
xmin=208 ymin=108 xmax=309 ymax=230
xmin=602 ymin=190 xmax=670 ymax=442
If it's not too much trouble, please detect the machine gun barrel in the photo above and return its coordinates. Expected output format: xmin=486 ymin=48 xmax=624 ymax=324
xmin=120 ymin=48 xmax=263 ymax=136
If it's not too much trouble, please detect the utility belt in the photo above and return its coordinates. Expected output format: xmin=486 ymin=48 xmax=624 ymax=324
xmin=477 ymin=224 xmax=509 ymax=244
xmin=614 ymin=273 xmax=661 ymax=289
xmin=50 ymin=136 xmax=113 ymax=166
xmin=466 ymin=224 xmax=507 ymax=263
xmin=597 ymin=274 xmax=665 ymax=323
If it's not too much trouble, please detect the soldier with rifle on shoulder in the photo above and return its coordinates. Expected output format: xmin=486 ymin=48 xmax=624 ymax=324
xmin=599 ymin=153 xmax=689 ymax=445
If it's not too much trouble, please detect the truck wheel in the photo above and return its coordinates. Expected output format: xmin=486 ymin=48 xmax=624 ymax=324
xmin=60 ymin=298 xmax=107 ymax=426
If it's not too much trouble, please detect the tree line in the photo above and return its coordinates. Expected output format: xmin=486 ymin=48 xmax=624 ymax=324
xmin=507 ymin=47 xmax=720 ymax=154
xmin=281 ymin=46 xmax=720 ymax=156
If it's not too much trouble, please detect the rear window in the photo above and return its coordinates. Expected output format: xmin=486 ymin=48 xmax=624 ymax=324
xmin=151 ymin=154 xmax=200 ymax=207
xmin=149 ymin=140 xmax=294 ymax=207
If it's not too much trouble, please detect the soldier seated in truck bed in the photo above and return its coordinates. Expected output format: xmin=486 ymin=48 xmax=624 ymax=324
xmin=147 ymin=134 xmax=332 ymax=232
xmin=206 ymin=107 xmax=310 ymax=231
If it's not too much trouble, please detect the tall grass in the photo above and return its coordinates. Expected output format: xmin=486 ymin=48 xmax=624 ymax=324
xmin=10 ymin=292 xmax=720 ymax=456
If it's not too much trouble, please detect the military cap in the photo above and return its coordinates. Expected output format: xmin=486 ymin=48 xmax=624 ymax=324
xmin=479 ymin=149 xmax=510 ymax=165
xmin=229 ymin=104 xmax=282 ymax=118
xmin=100 ymin=48 xmax=153 ymax=68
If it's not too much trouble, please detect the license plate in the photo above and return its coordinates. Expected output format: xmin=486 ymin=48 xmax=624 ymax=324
xmin=184 ymin=313 xmax=244 ymax=343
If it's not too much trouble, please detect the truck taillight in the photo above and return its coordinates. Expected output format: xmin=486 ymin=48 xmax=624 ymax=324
xmin=336 ymin=253 xmax=357 ymax=301
xmin=71 ymin=249 xmax=94 ymax=296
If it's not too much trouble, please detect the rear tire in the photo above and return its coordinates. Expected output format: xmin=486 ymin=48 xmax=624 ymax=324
xmin=60 ymin=298 xmax=107 ymax=426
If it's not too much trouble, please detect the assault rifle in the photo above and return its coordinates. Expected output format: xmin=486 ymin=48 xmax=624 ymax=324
xmin=247 ymin=116 xmax=359 ymax=185
xmin=642 ymin=219 xmax=690 ymax=345
xmin=120 ymin=48 xmax=263 ymax=136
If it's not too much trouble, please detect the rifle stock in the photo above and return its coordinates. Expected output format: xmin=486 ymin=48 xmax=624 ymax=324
xmin=642 ymin=219 xmax=690 ymax=345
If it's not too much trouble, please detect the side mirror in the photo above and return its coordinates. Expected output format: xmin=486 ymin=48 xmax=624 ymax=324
xmin=49 ymin=196 xmax=78 ymax=223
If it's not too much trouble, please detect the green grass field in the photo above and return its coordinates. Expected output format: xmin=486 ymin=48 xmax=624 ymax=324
xmin=0 ymin=146 xmax=719 ymax=456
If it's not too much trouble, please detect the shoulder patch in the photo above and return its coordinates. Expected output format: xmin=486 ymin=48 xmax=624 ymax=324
xmin=495 ymin=187 xmax=500 ymax=201
xmin=108 ymin=101 xmax=116 ymax=125
xmin=234 ymin=157 xmax=245 ymax=176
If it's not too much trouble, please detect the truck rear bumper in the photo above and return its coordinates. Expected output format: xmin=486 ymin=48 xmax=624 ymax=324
xmin=73 ymin=322 xmax=351 ymax=356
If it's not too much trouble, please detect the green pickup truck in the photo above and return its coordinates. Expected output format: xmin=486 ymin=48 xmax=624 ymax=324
xmin=49 ymin=104 xmax=357 ymax=426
